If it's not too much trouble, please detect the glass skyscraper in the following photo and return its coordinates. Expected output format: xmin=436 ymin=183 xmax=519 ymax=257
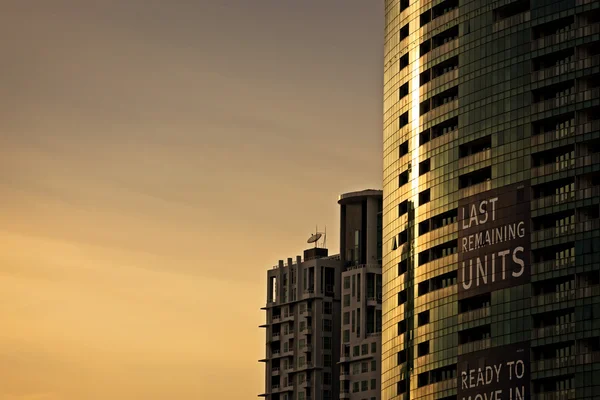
xmin=382 ymin=1 xmax=600 ymax=400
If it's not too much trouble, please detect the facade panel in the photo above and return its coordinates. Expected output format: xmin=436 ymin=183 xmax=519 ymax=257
xmin=382 ymin=1 xmax=600 ymax=400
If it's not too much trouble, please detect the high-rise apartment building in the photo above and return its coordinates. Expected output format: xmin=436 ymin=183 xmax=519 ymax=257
xmin=382 ymin=1 xmax=600 ymax=400
xmin=260 ymin=248 xmax=343 ymax=400
xmin=338 ymin=190 xmax=383 ymax=400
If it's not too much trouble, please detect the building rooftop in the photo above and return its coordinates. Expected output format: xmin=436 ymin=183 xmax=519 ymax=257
xmin=338 ymin=189 xmax=383 ymax=205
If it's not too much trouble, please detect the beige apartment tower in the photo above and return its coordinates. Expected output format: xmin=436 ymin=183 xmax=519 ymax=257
xmin=260 ymin=247 xmax=343 ymax=400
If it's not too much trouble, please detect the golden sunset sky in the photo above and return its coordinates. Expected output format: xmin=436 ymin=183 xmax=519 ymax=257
xmin=1 ymin=1 xmax=383 ymax=398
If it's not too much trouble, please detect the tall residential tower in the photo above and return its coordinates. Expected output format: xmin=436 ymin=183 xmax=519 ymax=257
xmin=338 ymin=190 xmax=383 ymax=400
xmin=382 ymin=1 xmax=600 ymax=400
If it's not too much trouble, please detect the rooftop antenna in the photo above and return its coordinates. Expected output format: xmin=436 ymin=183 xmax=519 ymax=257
xmin=307 ymin=225 xmax=326 ymax=248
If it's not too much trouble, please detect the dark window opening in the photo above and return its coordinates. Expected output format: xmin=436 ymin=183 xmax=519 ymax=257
xmin=397 ymin=349 xmax=407 ymax=364
xmin=532 ymin=80 xmax=574 ymax=102
xmin=431 ymin=56 xmax=459 ymax=80
xmin=459 ymin=135 xmax=491 ymax=158
xmin=459 ymin=325 xmax=491 ymax=344
xmin=432 ymin=117 xmax=458 ymax=139
xmin=433 ymin=0 xmax=459 ymax=19
xmin=399 ymin=111 xmax=409 ymax=128
xmin=398 ymin=290 xmax=407 ymax=306
xmin=432 ymin=25 xmax=459 ymax=49
xmin=398 ymin=320 xmax=407 ymax=335
xmin=400 ymin=0 xmax=409 ymax=12
xmin=432 ymin=86 xmax=458 ymax=108
xmin=431 ymin=271 xmax=457 ymax=290
xmin=533 ymin=308 xmax=575 ymax=328
xmin=418 ymin=239 xmax=457 ymax=265
xmin=400 ymin=23 xmax=409 ymax=41
xmin=420 ymin=99 xmax=431 ymax=115
xmin=420 ymin=69 xmax=431 ymax=86
xmin=399 ymin=140 xmax=409 ymax=157
xmin=532 ymin=177 xmax=574 ymax=199
xmin=417 ymin=341 xmax=430 ymax=356
xmin=397 ymin=380 xmax=407 ymax=394
xmin=458 ymin=166 xmax=491 ymax=189
xmin=397 ymin=230 xmax=408 ymax=246
xmin=531 ymin=144 xmax=574 ymax=167
xmin=431 ymin=209 xmax=457 ymax=230
xmin=419 ymin=159 xmax=431 ymax=175
xmin=399 ymin=82 xmax=409 ymax=99
xmin=532 ymin=16 xmax=574 ymax=39
xmin=419 ymin=189 xmax=431 ymax=205
xmin=399 ymin=171 xmax=409 ymax=187
xmin=420 ymin=40 xmax=432 ymax=57
xmin=418 ymin=281 xmax=429 ymax=296
xmin=458 ymin=293 xmax=491 ymax=313
xmin=419 ymin=128 xmax=431 ymax=145
xmin=400 ymin=54 xmax=409 ymax=70
xmin=533 ymin=49 xmax=574 ymax=71
xmin=493 ymin=0 xmax=530 ymax=22
xmin=532 ymin=112 xmax=575 ymax=136
xmin=398 ymin=200 xmax=408 ymax=217
xmin=418 ymin=310 xmax=430 ymax=326
xmin=417 ymin=372 xmax=429 ymax=387
xmin=398 ymin=259 xmax=408 ymax=276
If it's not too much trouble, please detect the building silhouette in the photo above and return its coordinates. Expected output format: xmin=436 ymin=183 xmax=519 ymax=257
xmin=338 ymin=190 xmax=383 ymax=400
xmin=382 ymin=1 xmax=600 ymax=400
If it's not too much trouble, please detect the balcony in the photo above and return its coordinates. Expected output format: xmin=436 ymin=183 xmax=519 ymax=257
xmin=272 ymin=332 xmax=280 ymax=340
xmin=531 ymin=153 xmax=600 ymax=177
xmin=458 ymin=306 xmax=491 ymax=324
xmin=458 ymin=148 xmax=492 ymax=169
xmin=367 ymin=294 xmax=383 ymax=306
xmin=531 ymin=389 xmax=576 ymax=400
xmin=532 ymin=120 xmax=600 ymax=145
xmin=532 ymin=22 xmax=600 ymax=50
xmin=531 ymin=353 xmax=600 ymax=372
xmin=531 ymin=219 xmax=600 ymax=242
xmin=458 ymin=338 xmax=491 ymax=355
xmin=532 ymin=258 xmax=575 ymax=274
xmin=271 ymin=367 xmax=280 ymax=375
xmin=300 ymin=308 xmax=312 ymax=317
xmin=533 ymin=55 xmax=600 ymax=82
xmin=532 ymin=286 xmax=600 ymax=306
xmin=458 ymin=180 xmax=492 ymax=199
xmin=532 ymin=322 xmax=576 ymax=339
xmin=533 ymin=88 xmax=600 ymax=114
xmin=531 ymin=186 xmax=600 ymax=209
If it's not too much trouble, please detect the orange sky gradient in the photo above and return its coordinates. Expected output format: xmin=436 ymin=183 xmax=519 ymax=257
xmin=0 ymin=2 xmax=383 ymax=398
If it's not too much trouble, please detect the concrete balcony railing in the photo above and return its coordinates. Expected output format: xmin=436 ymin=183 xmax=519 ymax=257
xmin=458 ymin=148 xmax=491 ymax=169
xmin=531 ymin=389 xmax=576 ymax=400
xmin=532 ymin=23 xmax=600 ymax=50
xmin=531 ymin=120 xmax=600 ymax=146
xmin=531 ymin=153 xmax=600 ymax=177
xmin=458 ymin=306 xmax=491 ymax=324
xmin=459 ymin=180 xmax=492 ymax=199
xmin=494 ymin=10 xmax=530 ymax=31
xmin=532 ymin=322 xmax=576 ymax=339
xmin=532 ymin=55 xmax=600 ymax=82
xmin=531 ymin=88 xmax=600 ymax=114
xmin=458 ymin=338 xmax=491 ymax=355
xmin=532 ymin=258 xmax=575 ymax=274
xmin=532 ymin=286 xmax=600 ymax=306
xmin=531 ymin=219 xmax=600 ymax=242
xmin=531 ymin=353 xmax=600 ymax=372
xmin=531 ymin=186 xmax=600 ymax=209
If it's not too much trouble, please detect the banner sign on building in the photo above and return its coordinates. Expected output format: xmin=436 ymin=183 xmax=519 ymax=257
xmin=458 ymin=342 xmax=530 ymax=400
xmin=458 ymin=181 xmax=531 ymax=300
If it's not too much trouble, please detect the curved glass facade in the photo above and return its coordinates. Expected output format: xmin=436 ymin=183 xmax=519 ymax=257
xmin=382 ymin=1 xmax=600 ymax=399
